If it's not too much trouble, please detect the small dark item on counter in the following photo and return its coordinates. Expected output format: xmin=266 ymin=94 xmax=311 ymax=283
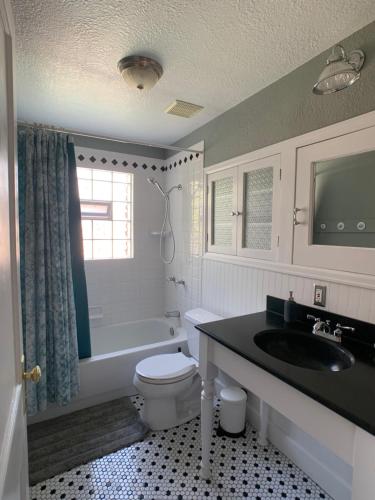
xmin=284 ymin=291 xmax=296 ymax=323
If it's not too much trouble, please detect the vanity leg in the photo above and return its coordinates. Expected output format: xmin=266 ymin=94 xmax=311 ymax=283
xmin=199 ymin=333 xmax=217 ymax=480
xmin=352 ymin=427 xmax=375 ymax=500
xmin=258 ymin=400 xmax=269 ymax=446
xmin=200 ymin=377 xmax=215 ymax=479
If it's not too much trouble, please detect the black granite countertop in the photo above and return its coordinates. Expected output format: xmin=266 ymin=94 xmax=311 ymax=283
xmin=196 ymin=296 xmax=375 ymax=436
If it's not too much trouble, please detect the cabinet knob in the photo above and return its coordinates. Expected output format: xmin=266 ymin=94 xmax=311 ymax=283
xmin=230 ymin=211 xmax=236 ymax=216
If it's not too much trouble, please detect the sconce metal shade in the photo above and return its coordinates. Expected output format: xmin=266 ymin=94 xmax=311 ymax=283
xmin=313 ymin=45 xmax=365 ymax=95
xmin=118 ymin=55 xmax=163 ymax=91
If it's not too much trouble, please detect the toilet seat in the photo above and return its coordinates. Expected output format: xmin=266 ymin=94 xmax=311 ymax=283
xmin=136 ymin=353 xmax=197 ymax=385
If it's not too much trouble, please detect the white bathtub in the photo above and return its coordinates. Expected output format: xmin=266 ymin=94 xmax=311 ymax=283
xmin=29 ymin=317 xmax=188 ymax=423
xmin=91 ymin=318 xmax=179 ymax=356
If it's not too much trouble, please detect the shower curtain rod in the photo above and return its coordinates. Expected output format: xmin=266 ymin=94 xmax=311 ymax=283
xmin=17 ymin=121 xmax=204 ymax=155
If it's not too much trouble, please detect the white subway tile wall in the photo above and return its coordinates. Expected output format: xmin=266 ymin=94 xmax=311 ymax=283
xmin=77 ymin=147 xmax=166 ymax=328
xmin=164 ymin=146 xmax=204 ymax=317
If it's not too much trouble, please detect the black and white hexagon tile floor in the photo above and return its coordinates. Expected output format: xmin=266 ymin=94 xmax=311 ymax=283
xmin=30 ymin=396 xmax=331 ymax=500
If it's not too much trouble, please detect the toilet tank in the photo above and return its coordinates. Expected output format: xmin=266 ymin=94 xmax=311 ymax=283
xmin=183 ymin=308 xmax=223 ymax=360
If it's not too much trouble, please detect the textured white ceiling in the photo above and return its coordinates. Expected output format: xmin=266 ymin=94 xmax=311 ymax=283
xmin=12 ymin=0 xmax=375 ymax=145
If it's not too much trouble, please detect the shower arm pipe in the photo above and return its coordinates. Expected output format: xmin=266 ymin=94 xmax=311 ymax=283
xmin=17 ymin=121 xmax=204 ymax=155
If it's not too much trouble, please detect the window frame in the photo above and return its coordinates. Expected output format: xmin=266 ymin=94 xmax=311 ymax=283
xmin=76 ymin=164 xmax=134 ymax=261
xmin=80 ymin=200 xmax=113 ymax=220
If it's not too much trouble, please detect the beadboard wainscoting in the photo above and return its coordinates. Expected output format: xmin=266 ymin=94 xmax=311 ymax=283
xmin=201 ymin=256 xmax=375 ymax=500
xmin=202 ymin=257 xmax=375 ymax=323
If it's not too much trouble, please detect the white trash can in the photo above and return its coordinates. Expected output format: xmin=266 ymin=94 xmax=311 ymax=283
xmin=218 ymin=386 xmax=247 ymax=437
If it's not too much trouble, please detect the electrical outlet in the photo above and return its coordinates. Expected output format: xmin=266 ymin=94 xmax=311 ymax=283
xmin=313 ymin=284 xmax=326 ymax=307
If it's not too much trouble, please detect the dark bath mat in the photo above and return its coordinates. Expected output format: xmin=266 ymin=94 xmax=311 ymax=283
xmin=27 ymin=396 xmax=149 ymax=485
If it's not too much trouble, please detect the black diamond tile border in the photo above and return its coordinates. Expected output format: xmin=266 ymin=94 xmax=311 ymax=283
xmin=30 ymin=396 xmax=331 ymax=500
xmin=76 ymin=153 xmax=201 ymax=172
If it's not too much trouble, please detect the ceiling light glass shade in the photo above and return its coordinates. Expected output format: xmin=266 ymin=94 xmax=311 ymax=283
xmin=118 ymin=55 xmax=163 ymax=91
xmin=313 ymin=45 xmax=365 ymax=95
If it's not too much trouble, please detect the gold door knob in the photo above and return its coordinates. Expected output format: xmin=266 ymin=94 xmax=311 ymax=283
xmin=23 ymin=365 xmax=42 ymax=383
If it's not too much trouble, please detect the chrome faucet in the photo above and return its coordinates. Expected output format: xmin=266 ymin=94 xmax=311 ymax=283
xmin=307 ymin=315 xmax=331 ymax=336
xmin=307 ymin=314 xmax=355 ymax=343
xmin=166 ymin=276 xmax=185 ymax=286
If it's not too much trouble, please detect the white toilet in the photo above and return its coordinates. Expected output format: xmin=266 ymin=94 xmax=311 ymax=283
xmin=133 ymin=308 xmax=222 ymax=430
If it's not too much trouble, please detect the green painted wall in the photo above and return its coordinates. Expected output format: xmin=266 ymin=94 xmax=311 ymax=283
xmin=74 ymin=135 xmax=166 ymax=159
xmin=173 ymin=21 xmax=375 ymax=167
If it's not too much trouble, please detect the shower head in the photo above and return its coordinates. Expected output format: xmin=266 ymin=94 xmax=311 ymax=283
xmin=147 ymin=177 xmax=166 ymax=197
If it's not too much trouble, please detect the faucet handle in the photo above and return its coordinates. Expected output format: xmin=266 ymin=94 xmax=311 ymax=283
xmin=307 ymin=314 xmax=320 ymax=322
xmin=334 ymin=323 xmax=355 ymax=336
xmin=167 ymin=276 xmax=176 ymax=283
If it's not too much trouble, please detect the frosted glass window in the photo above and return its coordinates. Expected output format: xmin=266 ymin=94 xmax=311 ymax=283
xmin=78 ymin=179 xmax=92 ymax=199
xmin=77 ymin=165 xmax=133 ymax=260
xmin=93 ymin=180 xmax=112 ymax=201
xmin=77 ymin=167 xmax=92 ymax=179
xmin=93 ymin=240 xmax=112 ymax=259
xmin=212 ymin=176 xmax=233 ymax=246
xmin=113 ymin=240 xmax=132 ymax=259
xmin=113 ymin=221 xmax=131 ymax=239
xmin=313 ymin=150 xmax=375 ymax=248
xmin=81 ymin=220 xmax=92 ymax=239
xmin=243 ymin=167 xmax=273 ymax=250
xmin=93 ymin=220 xmax=112 ymax=239
xmin=112 ymin=202 xmax=132 ymax=221
xmin=93 ymin=169 xmax=112 ymax=181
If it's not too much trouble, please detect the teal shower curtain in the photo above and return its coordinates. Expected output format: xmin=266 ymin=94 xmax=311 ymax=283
xmin=18 ymin=126 xmax=91 ymax=415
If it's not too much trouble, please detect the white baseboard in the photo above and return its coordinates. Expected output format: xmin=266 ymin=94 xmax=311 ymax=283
xmin=246 ymin=401 xmax=352 ymax=500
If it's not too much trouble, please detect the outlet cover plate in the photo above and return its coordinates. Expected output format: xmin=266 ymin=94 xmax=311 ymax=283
xmin=313 ymin=284 xmax=326 ymax=307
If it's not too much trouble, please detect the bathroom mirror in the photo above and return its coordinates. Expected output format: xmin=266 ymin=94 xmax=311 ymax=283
xmin=313 ymin=149 xmax=375 ymax=248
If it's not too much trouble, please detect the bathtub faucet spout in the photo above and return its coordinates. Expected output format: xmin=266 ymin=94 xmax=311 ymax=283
xmin=165 ymin=310 xmax=180 ymax=318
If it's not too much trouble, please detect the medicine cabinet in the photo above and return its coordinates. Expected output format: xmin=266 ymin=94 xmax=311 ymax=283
xmin=293 ymin=125 xmax=375 ymax=275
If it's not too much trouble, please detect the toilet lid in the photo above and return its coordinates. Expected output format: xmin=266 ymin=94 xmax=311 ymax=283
xmin=136 ymin=353 xmax=196 ymax=383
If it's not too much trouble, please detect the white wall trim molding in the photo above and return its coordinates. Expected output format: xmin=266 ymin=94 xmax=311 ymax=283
xmin=0 ymin=386 xmax=22 ymax=500
xmin=203 ymin=253 xmax=375 ymax=291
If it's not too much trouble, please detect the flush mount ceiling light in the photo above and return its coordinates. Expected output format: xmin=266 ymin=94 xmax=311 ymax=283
xmin=118 ymin=55 xmax=163 ymax=91
xmin=313 ymin=44 xmax=365 ymax=95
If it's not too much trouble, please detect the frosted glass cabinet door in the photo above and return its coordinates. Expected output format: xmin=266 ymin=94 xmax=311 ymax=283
xmin=207 ymin=168 xmax=237 ymax=254
xmin=294 ymin=125 xmax=375 ymax=275
xmin=237 ymin=155 xmax=281 ymax=260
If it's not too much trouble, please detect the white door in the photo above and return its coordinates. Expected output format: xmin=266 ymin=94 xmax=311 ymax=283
xmin=0 ymin=2 xmax=33 ymax=499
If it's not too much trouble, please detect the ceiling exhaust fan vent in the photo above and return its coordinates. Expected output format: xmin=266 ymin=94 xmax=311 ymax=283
xmin=165 ymin=100 xmax=203 ymax=118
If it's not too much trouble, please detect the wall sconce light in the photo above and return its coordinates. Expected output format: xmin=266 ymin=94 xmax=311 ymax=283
xmin=313 ymin=44 xmax=365 ymax=95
